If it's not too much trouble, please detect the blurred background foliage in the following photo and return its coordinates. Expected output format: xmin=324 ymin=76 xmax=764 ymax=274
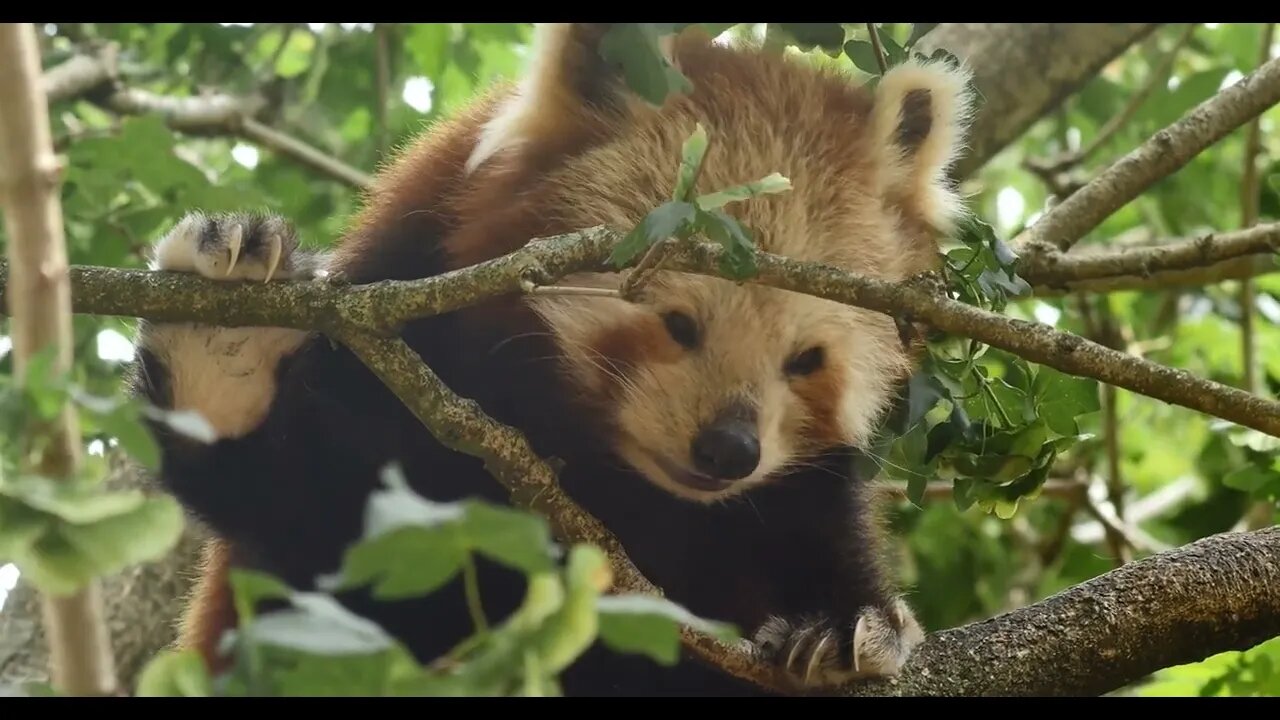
xmin=1 ymin=22 xmax=1278 ymax=696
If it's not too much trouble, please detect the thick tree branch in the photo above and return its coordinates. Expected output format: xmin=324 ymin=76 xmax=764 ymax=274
xmin=830 ymin=526 xmax=1280 ymax=696
xmin=1024 ymin=24 xmax=1198 ymax=177
xmin=3 ymin=224 xmax=1280 ymax=437
xmin=1015 ymin=54 xmax=1280 ymax=253
xmin=39 ymin=45 xmax=372 ymax=190
xmin=913 ymin=23 xmax=1160 ymax=179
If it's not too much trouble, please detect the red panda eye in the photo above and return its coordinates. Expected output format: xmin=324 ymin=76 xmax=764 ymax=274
xmin=785 ymin=346 xmax=825 ymax=376
xmin=662 ymin=311 xmax=699 ymax=349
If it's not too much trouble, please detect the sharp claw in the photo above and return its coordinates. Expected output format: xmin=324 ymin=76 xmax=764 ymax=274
xmin=804 ymin=630 xmax=833 ymax=686
xmin=226 ymin=224 xmax=243 ymax=276
xmin=264 ymin=233 xmax=283 ymax=282
xmin=852 ymin=615 xmax=870 ymax=674
xmin=785 ymin=625 xmax=815 ymax=674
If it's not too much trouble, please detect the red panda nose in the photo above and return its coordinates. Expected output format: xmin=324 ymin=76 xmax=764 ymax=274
xmin=691 ymin=418 xmax=761 ymax=480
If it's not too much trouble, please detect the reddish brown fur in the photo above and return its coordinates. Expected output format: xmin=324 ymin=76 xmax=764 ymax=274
xmin=164 ymin=26 xmax=971 ymax=685
xmin=791 ymin=363 xmax=848 ymax=451
xmin=176 ymin=538 xmax=236 ymax=674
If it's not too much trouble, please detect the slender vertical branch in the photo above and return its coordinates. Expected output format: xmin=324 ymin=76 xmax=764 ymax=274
xmin=373 ymin=23 xmax=392 ymax=160
xmin=1239 ymin=23 xmax=1275 ymax=397
xmin=0 ymin=23 xmax=118 ymax=697
xmin=865 ymin=23 xmax=889 ymax=73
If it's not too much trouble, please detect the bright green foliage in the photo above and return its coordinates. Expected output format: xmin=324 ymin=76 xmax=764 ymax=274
xmin=133 ymin=468 xmax=737 ymax=697
xmin=3 ymin=21 xmax=1279 ymax=698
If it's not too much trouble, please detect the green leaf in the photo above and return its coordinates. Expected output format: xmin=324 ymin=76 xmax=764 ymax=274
xmin=694 ymin=172 xmax=792 ymax=211
xmin=57 ymin=495 xmax=185 ymax=574
xmin=776 ymin=24 xmax=847 ymax=54
xmin=1032 ymin=367 xmax=1102 ymax=437
xmin=247 ymin=594 xmax=398 ymax=656
xmin=136 ymin=650 xmax=213 ymax=697
xmin=70 ymin=390 xmax=161 ymax=471
xmin=1 ymin=475 xmax=145 ymax=524
xmin=462 ymin=502 xmax=558 ymax=574
xmin=695 ymin=208 xmax=758 ymax=280
xmin=673 ymin=123 xmax=709 ymax=202
xmin=905 ymin=23 xmax=939 ymax=49
xmin=331 ymin=523 xmax=465 ymax=600
xmin=597 ymin=594 xmax=738 ymax=666
xmin=608 ymin=200 xmax=697 ymax=268
xmin=598 ymin=24 xmax=692 ymax=106
xmin=844 ymin=40 xmax=882 ymax=75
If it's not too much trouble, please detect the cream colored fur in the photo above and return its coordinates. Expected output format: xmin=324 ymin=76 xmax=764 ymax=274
xmin=485 ymin=27 xmax=975 ymax=504
xmin=137 ymin=215 xmax=318 ymax=439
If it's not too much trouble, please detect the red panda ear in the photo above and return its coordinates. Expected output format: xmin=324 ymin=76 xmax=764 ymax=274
xmin=466 ymin=23 xmax=679 ymax=174
xmin=869 ymin=57 xmax=975 ymax=233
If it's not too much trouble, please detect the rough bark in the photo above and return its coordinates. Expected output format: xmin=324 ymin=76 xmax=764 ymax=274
xmin=826 ymin=527 xmax=1280 ymax=696
xmin=914 ymin=23 xmax=1160 ymax=179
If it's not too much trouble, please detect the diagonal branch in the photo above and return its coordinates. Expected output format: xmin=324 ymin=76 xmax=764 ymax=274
xmin=1014 ymin=54 xmax=1280 ymax=253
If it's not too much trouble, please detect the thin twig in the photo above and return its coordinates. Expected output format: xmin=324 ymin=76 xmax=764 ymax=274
xmin=865 ymin=23 xmax=889 ymax=74
xmin=1239 ymin=23 xmax=1275 ymax=397
xmin=1014 ymin=54 xmax=1280 ymax=252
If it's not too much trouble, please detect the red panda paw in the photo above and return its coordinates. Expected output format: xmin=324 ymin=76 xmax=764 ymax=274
xmin=752 ymin=598 xmax=924 ymax=690
xmin=150 ymin=211 xmax=320 ymax=282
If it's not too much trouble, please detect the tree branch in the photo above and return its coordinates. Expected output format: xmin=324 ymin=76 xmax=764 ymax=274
xmin=1014 ymin=54 xmax=1280 ymax=253
xmin=913 ymin=23 xmax=1160 ymax=180
xmin=1019 ymin=222 xmax=1280 ymax=292
xmin=830 ymin=526 xmax=1280 ymax=696
xmin=0 ymin=23 xmax=117 ymax=697
xmin=3 ymin=224 xmax=1280 ymax=438
xmin=39 ymin=45 xmax=372 ymax=190
xmin=1024 ymin=24 xmax=1198 ymax=176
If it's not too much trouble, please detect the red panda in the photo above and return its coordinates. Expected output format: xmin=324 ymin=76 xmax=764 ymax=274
xmin=131 ymin=23 xmax=973 ymax=696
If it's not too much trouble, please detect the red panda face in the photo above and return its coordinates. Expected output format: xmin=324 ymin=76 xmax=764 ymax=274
xmin=535 ymin=277 xmax=914 ymax=501
xmin=462 ymin=24 xmax=973 ymax=502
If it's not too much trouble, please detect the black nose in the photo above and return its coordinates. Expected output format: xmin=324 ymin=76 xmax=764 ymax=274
xmin=691 ymin=419 xmax=761 ymax=480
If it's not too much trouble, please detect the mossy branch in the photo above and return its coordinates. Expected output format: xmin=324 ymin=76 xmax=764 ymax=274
xmin=0 ymin=222 xmax=1277 ymax=694
xmin=2 ymin=225 xmax=1278 ymax=436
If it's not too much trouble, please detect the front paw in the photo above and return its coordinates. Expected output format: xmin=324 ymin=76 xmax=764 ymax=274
xmin=752 ymin=597 xmax=924 ymax=690
xmin=150 ymin=211 xmax=319 ymax=282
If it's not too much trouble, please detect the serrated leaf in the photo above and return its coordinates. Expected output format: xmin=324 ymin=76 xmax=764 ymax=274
xmin=609 ymin=201 xmax=697 ymax=268
xmin=597 ymin=594 xmax=738 ymax=666
xmin=136 ymin=649 xmax=213 ymax=697
xmin=1032 ymin=367 xmax=1101 ymax=437
xmin=694 ymin=172 xmax=792 ymax=211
